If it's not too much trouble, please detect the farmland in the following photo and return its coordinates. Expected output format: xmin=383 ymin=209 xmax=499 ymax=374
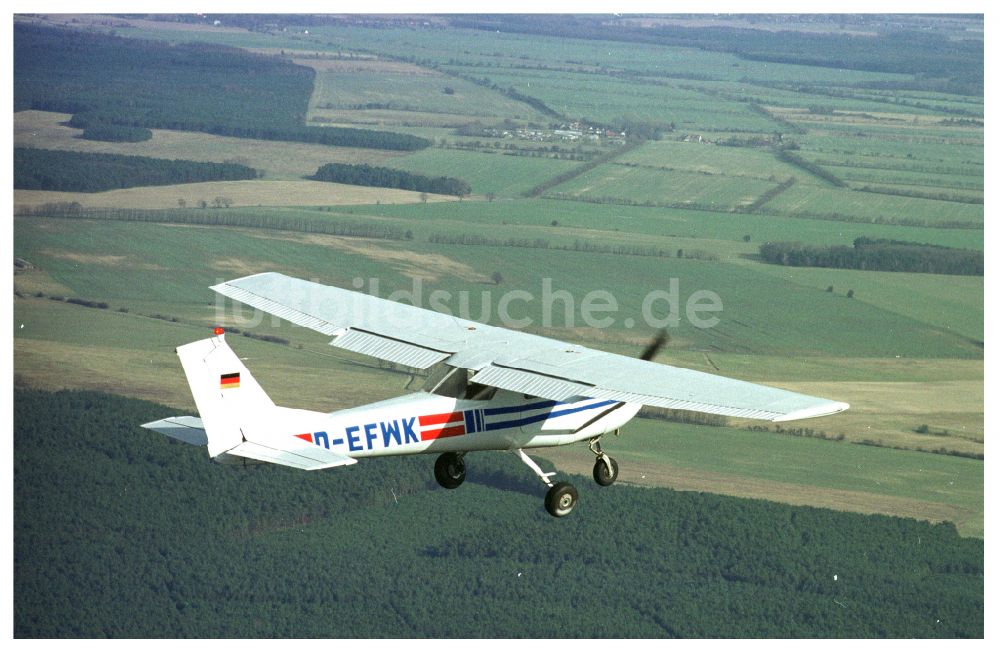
xmin=303 ymin=57 xmax=552 ymax=124
xmin=13 ymin=110 xmax=409 ymax=180
xmin=12 ymin=10 xmax=983 ymax=553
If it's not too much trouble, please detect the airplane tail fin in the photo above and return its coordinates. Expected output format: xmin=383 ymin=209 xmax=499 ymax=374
xmin=143 ymin=331 xmax=357 ymax=470
xmin=175 ymin=332 xmax=275 ymax=457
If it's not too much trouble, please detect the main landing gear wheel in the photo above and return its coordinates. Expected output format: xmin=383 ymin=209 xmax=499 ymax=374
xmin=545 ymin=482 xmax=579 ymax=518
xmin=593 ymin=456 xmax=619 ymax=487
xmin=434 ymin=452 xmax=466 ymax=489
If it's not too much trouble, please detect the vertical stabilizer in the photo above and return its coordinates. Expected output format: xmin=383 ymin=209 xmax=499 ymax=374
xmin=176 ymin=333 xmax=275 ymax=457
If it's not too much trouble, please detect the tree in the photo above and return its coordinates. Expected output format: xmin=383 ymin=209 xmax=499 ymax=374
xmin=177 ymin=199 xmax=186 ymax=208
xmin=846 ymin=289 xmax=855 ymax=298
xmin=491 ymin=271 xmax=503 ymax=285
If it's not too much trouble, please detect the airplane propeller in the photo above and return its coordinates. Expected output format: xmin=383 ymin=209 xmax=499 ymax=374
xmin=639 ymin=328 xmax=671 ymax=361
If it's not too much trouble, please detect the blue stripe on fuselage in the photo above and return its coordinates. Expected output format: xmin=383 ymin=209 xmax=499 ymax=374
xmin=484 ymin=399 xmax=616 ymax=431
xmin=483 ymin=399 xmax=558 ymax=416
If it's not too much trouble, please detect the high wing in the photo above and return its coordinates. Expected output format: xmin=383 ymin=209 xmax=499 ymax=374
xmin=211 ymin=273 xmax=848 ymax=422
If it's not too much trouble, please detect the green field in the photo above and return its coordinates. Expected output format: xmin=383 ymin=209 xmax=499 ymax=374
xmin=617 ymin=139 xmax=804 ymax=179
xmin=549 ymin=417 xmax=984 ymax=536
xmin=795 ymin=130 xmax=984 ymax=163
xmin=449 ymin=67 xmax=785 ymax=131
xmin=391 ymin=148 xmax=581 ymax=197
xmin=829 ymin=165 xmax=984 ymax=193
xmin=13 ymin=15 xmax=984 ymax=543
xmin=759 ymin=183 xmax=983 ymax=226
xmin=305 ymin=59 xmax=550 ymax=123
xmin=13 ymin=217 xmax=984 ymax=359
xmin=550 ymin=163 xmax=778 ymax=209
xmin=343 ymin=198 xmax=985 ymax=250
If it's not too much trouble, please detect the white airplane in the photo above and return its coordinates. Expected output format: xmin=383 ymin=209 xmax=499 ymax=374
xmin=143 ymin=272 xmax=849 ymax=517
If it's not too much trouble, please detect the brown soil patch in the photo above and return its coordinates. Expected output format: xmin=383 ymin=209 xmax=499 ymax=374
xmin=37 ymin=249 xmax=165 ymax=270
xmin=11 ymin=268 xmax=74 ymax=297
xmin=211 ymin=257 xmax=282 ymax=277
xmin=250 ymin=232 xmax=489 ymax=283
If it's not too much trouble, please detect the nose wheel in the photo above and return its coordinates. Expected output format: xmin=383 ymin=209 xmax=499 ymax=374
xmin=593 ymin=456 xmax=619 ymax=486
xmin=589 ymin=437 xmax=619 ymax=486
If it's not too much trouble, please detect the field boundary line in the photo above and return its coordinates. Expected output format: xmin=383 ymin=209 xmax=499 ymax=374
xmin=525 ymin=140 xmax=643 ymax=198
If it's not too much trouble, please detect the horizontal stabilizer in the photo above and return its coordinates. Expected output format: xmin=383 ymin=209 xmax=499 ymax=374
xmin=227 ymin=435 xmax=357 ymax=471
xmin=142 ymin=416 xmax=208 ymax=446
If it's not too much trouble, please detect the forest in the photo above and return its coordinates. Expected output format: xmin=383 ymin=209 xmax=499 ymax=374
xmin=13 ymin=23 xmax=429 ymax=152
xmin=80 ymin=123 xmax=153 ymax=143
xmin=758 ymin=237 xmax=984 ymax=276
xmin=311 ymin=163 xmax=472 ymax=197
xmin=14 ymin=388 xmax=983 ymax=638
xmin=14 ymin=148 xmax=258 ymax=192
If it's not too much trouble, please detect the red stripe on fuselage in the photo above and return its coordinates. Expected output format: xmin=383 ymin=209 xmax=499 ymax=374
xmin=419 ymin=411 xmax=464 ymax=427
xmin=421 ymin=425 xmax=466 ymax=440
xmin=294 ymin=433 xmax=312 ymax=443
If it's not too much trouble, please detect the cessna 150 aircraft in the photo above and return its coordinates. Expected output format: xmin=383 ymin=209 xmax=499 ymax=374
xmin=144 ymin=272 xmax=848 ymax=517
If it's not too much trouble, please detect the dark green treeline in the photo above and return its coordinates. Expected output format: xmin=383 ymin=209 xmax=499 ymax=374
xmin=14 ymin=389 xmax=983 ymax=637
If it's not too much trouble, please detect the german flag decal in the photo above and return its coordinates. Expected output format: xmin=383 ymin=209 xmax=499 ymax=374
xmin=220 ymin=372 xmax=241 ymax=390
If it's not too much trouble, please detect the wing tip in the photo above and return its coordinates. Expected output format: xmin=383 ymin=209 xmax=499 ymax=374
xmin=209 ymin=271 xmax=284 ymax=292
xmin=773 ymin=401 xmax=850 ymax=423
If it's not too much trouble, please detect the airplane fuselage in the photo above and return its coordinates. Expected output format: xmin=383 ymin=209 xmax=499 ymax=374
xmin=229 ymin=390 xmax=641 ymax=464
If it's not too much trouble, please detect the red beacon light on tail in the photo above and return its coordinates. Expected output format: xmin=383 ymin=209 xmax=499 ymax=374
xmin=213 ymin=327 xmax=225 ymax=336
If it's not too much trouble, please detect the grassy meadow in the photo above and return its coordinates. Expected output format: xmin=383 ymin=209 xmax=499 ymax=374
xmin=12 ymin=15 xmax=983 ymax=537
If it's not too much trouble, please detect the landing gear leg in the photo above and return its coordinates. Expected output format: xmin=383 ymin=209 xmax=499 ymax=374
xmin=589 ymin=436 xmax=619 ymax=487
xmin=514 ymin=449 xmax=579 ymax=518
